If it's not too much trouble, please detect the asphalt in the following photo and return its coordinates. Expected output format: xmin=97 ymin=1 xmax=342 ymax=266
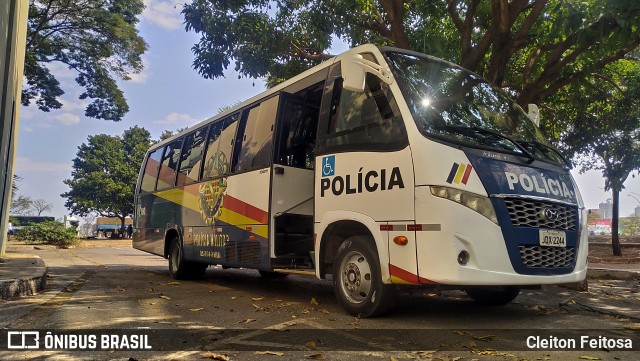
xmin=0 ymin=246 xmax=638 ymax=300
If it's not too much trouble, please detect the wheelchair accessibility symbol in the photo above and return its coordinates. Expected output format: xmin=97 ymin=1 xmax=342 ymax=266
xmin=321 ymin=155 xmax=335 ymax=177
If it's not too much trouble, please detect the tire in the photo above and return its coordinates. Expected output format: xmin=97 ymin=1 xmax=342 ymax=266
xmin=258 ymin=270 xmax=289 ymax=279
xmin=168 ymin=238 xmax=207 ymax=280
xmin=332 ymin=236 xmax=394 ymax=317
xmin=465 ymin=286 xmax=520 ymax=306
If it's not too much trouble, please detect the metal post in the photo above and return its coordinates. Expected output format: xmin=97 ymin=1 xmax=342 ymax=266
xmin=0 ymin=0 xmax=29 ymax=258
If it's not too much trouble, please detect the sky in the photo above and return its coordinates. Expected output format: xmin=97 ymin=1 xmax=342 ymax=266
xmin=12 ymin=0 xmax=640 ymax=222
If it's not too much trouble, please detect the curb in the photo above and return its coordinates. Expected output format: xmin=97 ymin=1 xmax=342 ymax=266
xmin=588 ymin=267 xmax=640 ymax=280
xmin=0 ymin=255 xmax=47 ymax=299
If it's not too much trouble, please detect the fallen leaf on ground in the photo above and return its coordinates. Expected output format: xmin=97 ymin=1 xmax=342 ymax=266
xmin=255 ymin=351 xmax=284 ymax=356
xmin=306 ymin=354 xmax=325 ymax=359
xmin=305 ymin=341 xmax=317 ymax=350
xmin=116 ymin=287 xmax=125 ymax=292
xmin=190 ymin=308 xmax=204 ymax=312
xmin=201 ymin=352 xmax=230 ymax=360
xmin=230 ymin=296 xmax=236 ymax=300
xmin=310 ymin=298 xmax=319 ymax=305
xmin=159 ymin=295 xmax=171 ymax=300
xmin=252 ymin=297 xmax=265 ymax=301
xmin=579 ymin=357 xmax=601 ymax=360
xmin=239 ymin=319 xmax=256 ymax=324
xmin=167 ymin=281 xmax=180 ymax=285
xmin=148 ymin=301 xmax=157 ymax=305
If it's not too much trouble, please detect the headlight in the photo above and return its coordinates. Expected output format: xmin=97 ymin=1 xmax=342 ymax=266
xmin=430 ymin=186 xmax=498 ymax=225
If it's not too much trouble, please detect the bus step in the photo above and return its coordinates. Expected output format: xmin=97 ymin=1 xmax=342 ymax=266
xmin=272 ymin=269 xmax=316 ymax=277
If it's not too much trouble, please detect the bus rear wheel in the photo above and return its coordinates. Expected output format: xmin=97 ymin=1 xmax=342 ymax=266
xmin=332 ymin=236 xmax=394 ymax=317
xmin=168 ymin=238 xmax=207 ymax=280
xmin=465 ymin=286 xmax=520 ymax=306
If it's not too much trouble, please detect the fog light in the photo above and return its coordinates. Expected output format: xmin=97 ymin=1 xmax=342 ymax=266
xmin=457 ymin=250 xmax=469 ymax=265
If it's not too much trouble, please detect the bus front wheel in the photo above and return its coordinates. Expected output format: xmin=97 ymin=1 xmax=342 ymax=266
xmin=332 ymin=236 xmax=394 ymax=317
xmin=465 ymin=286 xmax=520 ymax=306
xmin=168 ymin=238 xmax=207 ymax=279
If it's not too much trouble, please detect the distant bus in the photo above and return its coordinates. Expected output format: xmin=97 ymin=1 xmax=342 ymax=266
xmin=10 ymin=216 xmax=55 ymax=230
xmin=134 ymin=44 xmax=587 ymax=317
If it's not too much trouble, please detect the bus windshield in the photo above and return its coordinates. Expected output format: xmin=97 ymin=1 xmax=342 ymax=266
xmin=384 ymin=51 xmax=566 ymax=166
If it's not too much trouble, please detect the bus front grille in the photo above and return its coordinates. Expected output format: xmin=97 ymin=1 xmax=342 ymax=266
xmin=504 ymin=198 xmax=576 ymax=230
xmin=518 ymin=245 xmax=575 ymax=268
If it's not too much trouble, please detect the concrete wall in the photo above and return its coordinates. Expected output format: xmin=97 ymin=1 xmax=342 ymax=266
xmin=1 ymin=0 xmax=29 ymax=258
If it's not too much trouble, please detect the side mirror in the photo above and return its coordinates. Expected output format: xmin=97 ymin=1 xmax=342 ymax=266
xmin=527 ymin=104 xmax=540 ymax=127
xmin=341 ymin=54 xmax=393 ymax=93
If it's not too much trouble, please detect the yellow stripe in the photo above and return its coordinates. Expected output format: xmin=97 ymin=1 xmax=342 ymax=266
xmin=154 ymin=188 xmax=269 ymax=238
xmin=390 ymin=275 xmax=417 ymax=285
xmin=453 ymin=164 xmax=466 ymax=184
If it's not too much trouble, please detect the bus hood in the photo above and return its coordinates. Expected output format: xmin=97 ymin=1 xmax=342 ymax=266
xmin=467 ymin=155 xmax=578 ymax=204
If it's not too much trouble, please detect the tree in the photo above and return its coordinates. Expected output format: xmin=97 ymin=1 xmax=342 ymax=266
xmin=23 ymin=0 xmax=147 ymax=121
xmin=621 ymin=217 xmax=640 ymax=236
xmin=158 ymin=127 xmax=189 ymax=142
xmin=562 ymin=60 xmax=640 ymax=256
xmin=62 ymin=126 xmax=152 ymax=232
xmin=182 ymin=0 xmax=640 ymax=103
xmin=31 ymin=198 xmax=53 ymax=216
xmin=10 ymin=195 xmax=34 ymax=216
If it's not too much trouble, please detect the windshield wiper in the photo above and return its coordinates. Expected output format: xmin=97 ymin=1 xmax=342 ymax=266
xmin=435 ymin=125 xmax=535 ymax=164
xmin=518 ymin=140 xmax=572 ymax=169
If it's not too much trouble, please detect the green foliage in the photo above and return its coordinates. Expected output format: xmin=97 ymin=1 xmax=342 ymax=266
xmin=61 ymin=126 xmax=152 ymax=227
xmin=15 ymin=221 xmax=78 ymax=246
xmin=23 ymin=0 xmax=147 ymax=121
xmin=621 ymin=217 xmax=640 ymax=236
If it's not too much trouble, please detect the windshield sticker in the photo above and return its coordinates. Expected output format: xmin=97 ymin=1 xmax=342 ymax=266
xmin=446 ymin=163 xmax=473 ymax=185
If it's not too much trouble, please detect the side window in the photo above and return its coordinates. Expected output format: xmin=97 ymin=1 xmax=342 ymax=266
xmin=176 ymin=127 xmax=208 ymax=186
xmin=156 ymin=139 xmax=183 ymax=190
xmin=202 ymin=114 xmax=238 ymax=179
xmin=275 ymin=82 xmax=324 ymax=169
xmin=140 ymin=148 xmax=163 ymax=193
xmin=325 ymin=73 xmax=406 ymax=150
xmin=233 ymin=96 xmax=278 ymax=173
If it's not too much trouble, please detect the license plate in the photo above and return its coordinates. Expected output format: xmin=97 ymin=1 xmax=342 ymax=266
xmin=539 ymin=230 xmax=566 ymax=248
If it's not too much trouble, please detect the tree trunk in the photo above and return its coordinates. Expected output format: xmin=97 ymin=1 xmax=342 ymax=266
xmin=611 ymin=189 xmax=623 ymax=256
xmin=119 ymin=216 xmax=126 ymax=239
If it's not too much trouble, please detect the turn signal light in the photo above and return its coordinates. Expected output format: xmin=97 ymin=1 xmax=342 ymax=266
xmin=393 ymin=236 xmax=409 ymax=246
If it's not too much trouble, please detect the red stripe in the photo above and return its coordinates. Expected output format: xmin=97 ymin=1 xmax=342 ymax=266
xmin=388 ymin=264 xmax=419 ymax=284
xmin=223 ymin=195 xmax=269 ymax=224
xmin=380 ymin=225 xmax=393 ymax=231
xmin=419 ymin=276 xmax=438 ymax=285
xmin=461 ymin=164 xmax=473 ymax=184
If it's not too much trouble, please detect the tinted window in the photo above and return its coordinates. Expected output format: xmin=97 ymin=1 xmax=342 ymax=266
xmin=325 ymin=73 xmax=406 ymax=151
xmin=275 ymin=82 xmax=323 ymax=169
xmin=156 ymin=140 xmax=183 ymax=190
xmin=233 ymin=96 xmax=278 ymax=172
xmin=202 ymin=114 xmax=238 ymax=179
xmin=176 ymin=127 xmax=208 ymax=186
xmin=140 ymin=148 xmax=163 ymax=193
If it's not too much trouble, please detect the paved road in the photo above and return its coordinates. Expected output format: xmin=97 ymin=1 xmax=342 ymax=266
xmin=0 ymin=244 xmax=638 ymax=360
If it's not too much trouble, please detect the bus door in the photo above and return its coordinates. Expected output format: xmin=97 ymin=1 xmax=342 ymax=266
xmin=315 ymin=59 xmax=418 ymax=283
xmin=270 ymin=82 xmax=325 ymax=269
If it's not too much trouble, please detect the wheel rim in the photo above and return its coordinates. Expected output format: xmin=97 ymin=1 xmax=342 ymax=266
xmin=339 ymin=250 xmax=372 ymax=304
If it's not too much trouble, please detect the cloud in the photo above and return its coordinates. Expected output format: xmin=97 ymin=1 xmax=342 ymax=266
xmin=142 ymin=0 xmax=184 ymax=30
xmin=126 ymin=57 xmax=150 ymax=84
xmin=59 ymin=98 xmax=87 ymax=112
xmin=154 ymin=112 xmax=198 ymax=125
xmin=14 ymin=157 xmax=71 ymax=174
xmin=55 ymin=113 xmax=81 ymax=126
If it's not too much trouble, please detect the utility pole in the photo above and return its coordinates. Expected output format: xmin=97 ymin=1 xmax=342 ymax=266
xmin=1 ymin=0 xmax=29 ymax=258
